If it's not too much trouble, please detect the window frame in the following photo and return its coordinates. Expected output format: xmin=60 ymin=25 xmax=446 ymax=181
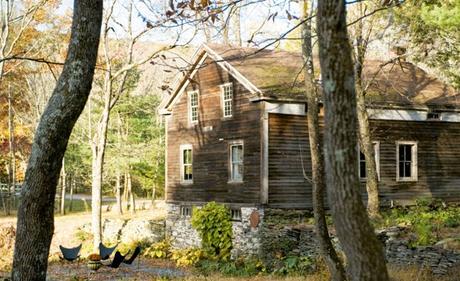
xmin=358 ymin=141 xmax=380 ymax=181
xmin=396 ymin=141 xmax=418 ymax=182
xmin=180 ymin=205 xmax=192 ymax=217
xmin=180 ymin=144 xmax=193 ymax=185
xmin=228 ymin=140 xmax=244 ymax=183
xmin=220 ymin=82 xmax=233 ymax=118
xmin=188 ymin=90 xmax=199 ymax=125
xmin=230 ymin=208 xmax=242 ymax=221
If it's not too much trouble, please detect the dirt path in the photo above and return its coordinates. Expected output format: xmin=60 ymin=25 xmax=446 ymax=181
xmin=0 ymin=208 xmax=166 ymax=254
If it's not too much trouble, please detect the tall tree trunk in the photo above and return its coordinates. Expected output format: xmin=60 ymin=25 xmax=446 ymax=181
xmin=123 ymin=171 xmax=129 ymax=210
xmin=60 ymin=158 xmax=66 ymax=215
xmin=301 ymin=2 xmax=346 ymax=280
xmin=115 ymin=169 xmax=123 ymax=215
xmin=354 ymin=4 xmax=380 ymax=218
xmin=91 ymin=35 xmax=112 ymax=249
xmin=7 ymin=87 xmax=15 ymax=215
xmin=12 ymin=1 xmax=103 ymax=280
xmin=127 ymin=171 xmax=135 ymax=214
xmin=69 ymin=175 xmax=74 ymax=212
xmin=232 ymin=3 xmax=242 ymax=46
xmin=222 ymin=9 xmax=229 ymax=45
xmin=356 ymin=80 xmax=380 ymax=218
xmin=316 ymin=1 xmax=389 ymax=280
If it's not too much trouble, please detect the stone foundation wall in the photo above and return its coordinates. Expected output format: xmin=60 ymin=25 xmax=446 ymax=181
xmin=166 ymin=205 xmax=460 ymax=275
xmin=165 ymin=203 xmax=201 ymax=249
xmin=165 ymin=203 xmax=264 ymax=256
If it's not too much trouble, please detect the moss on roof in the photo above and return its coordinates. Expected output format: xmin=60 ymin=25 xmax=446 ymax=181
xmin=208 ymin=44 xmax=460 ymax=107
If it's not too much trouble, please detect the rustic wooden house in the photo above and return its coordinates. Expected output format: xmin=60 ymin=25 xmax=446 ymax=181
xmin=160 ymin=44 xmax=460 ymax=212
xmin=160 ymin=44 xmax=460 ymax=252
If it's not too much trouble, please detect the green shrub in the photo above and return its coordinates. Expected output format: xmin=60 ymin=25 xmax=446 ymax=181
xmin=380 ymin=200 xmax=460 ymax=247
xmin=273 ymin=256 xmax=314 ymax=276
xmin=144 ymin=239 xmax=171 ymax=259
xmin=191 ymin=202 xmax=233 ymax=261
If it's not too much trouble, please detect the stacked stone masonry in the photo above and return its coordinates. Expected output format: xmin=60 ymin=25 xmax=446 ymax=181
xmin=165 ymin=205 xmax=460 ymax=274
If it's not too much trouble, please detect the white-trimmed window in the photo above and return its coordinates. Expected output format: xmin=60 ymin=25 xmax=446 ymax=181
xmin=180 ymin=144 xmax=193 ymax=184
xmin=229 ymin=141 xmax=244 ymax=182
xmin=359 ymin=142 xmax=380 ymax=180
xmin=188 ymin=90 xmax=199 ymax=124
xmin=230 ymin=208 xmax=242 ymax=221
xmin=396 ymin=141 xmax=418 ymax=181
xmin=180 ymin=206 xmax=192 ymax=217
xmin=221 ymin=83 xmax=233 ymax=118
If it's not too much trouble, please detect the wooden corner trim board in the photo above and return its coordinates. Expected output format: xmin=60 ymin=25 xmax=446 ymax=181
xmin=160 ymin=44 xmax=262 ymax=114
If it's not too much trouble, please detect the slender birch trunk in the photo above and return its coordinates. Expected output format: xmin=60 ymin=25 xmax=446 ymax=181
xmin=7 ymin=87 xmax=15 ymax=215
xmin=128 ymin=171 xmax=135 ymax=214
xmin=354 ymin=3 xmax=380 ymax=218
xmin=232 ymin=2 xmax=242 ymax=46
xmin=60 ymin=158 xmax=66 ymax=215
xmin=301 ymin=2 xmax=346 ymax=280
xmin=69 ymin=175 xmax=74 ymax=212
xmin=115 ymin=169 xmax=123 ymax=215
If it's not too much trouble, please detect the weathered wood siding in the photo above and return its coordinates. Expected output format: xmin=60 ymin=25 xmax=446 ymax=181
xmin=268 ymin=113 xmax=460 ymax=209
xmin=268 ymin=113 xmax=312 ymax=209
xmin=166 ymin=57 xmax=262 ymax=204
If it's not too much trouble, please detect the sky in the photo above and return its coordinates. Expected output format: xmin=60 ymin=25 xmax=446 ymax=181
xmin=56 ymin=0 xmax=300 ymax=50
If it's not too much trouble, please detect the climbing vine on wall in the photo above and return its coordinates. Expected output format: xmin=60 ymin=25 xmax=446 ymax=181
xmin=191 ymin=202 xmax=233 ymax=261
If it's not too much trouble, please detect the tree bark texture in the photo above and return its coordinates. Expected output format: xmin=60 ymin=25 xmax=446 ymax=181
xmin=69 ymin=175 xmax=74 ymax=212
xmin=354 ymin=12 xmax=380 ymax=218
xmin=316 ymin=1 xmax=389 ymax=280
xmin=231 ymin=2 xmax=242 ymax=46
xmin=128 ymin=171 xmax=135 ymax=214
xmin=301 ymin=2 xmax=346 ymax=281
xmin=12 ymin=1 xmax=103 ymax=280
xmin=116 ymin=169 xmax=123 ymax=215
xmin=7 ymin=88 xmax=15 ymax=215
xmin=356 ymin=78 xmax=380 ymax=218
xmin=60 ymin=158 xmax=66 ymax=215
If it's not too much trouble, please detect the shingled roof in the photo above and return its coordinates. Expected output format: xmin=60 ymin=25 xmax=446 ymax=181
xmin=162 ymin=44 xmax=460 ymax=112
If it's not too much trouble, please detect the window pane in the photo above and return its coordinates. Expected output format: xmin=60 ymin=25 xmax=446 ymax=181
xmin=404 ymin=162 xmax=411 ymax=177
xmin=232 ymin=145 xmax=243 ymax=162
xmin=232 ymin=164 xmax=242 ymax=180
xmin=399 ymin=145 xmax=405 ymax=160
xmin=359 ymin=151 xmax=365 ymax=161
xmin=360 ymin=161 xmax=366 ymax=178
xmin=184 ymin=165 xmax=192 ymax=180
xmin=183 ymin=149 xmax=191 ymax=164
xmin=405 ymin=145 xmax=412 ymax=161
xmin=230 ymin=144 xmax=243 ymax=181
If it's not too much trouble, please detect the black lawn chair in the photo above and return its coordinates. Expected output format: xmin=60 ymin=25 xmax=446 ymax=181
xmin=123 ymin=246 xmax=141 ymax=265
xmin=59 ymin=244 xmax=82 ymax=262
xmin=99 ymin=242 xmax=118 ymax=260
xmin=106 ymin=251 xmax=127 ymax=269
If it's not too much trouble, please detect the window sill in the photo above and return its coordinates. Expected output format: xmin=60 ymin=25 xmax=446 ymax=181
xmin=180 ymin=181 xmax=193 ymax=186
xmin=359 ymin=178 xmax=381 ymax=182
xmin=228 ymin=180 xmax=244 ymax=184
xmin=396 ymin=178 xmax=417 ymax=182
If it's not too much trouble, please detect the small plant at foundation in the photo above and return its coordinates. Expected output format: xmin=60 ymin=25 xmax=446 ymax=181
xmin=171 ymin=248 xmax=205 ymax=267
xmin=144 ymin=239 xmax=171 ymax=259
xmin=191 ymin=202 xmax=233 ymax=261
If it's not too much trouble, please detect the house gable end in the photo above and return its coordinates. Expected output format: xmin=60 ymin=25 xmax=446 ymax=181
xmin=161 ymin=44 xmax=262 ymax=114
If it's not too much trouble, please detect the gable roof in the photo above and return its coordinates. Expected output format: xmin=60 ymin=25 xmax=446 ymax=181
xmin=160 ymin=44 xmax=460 ymax=114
